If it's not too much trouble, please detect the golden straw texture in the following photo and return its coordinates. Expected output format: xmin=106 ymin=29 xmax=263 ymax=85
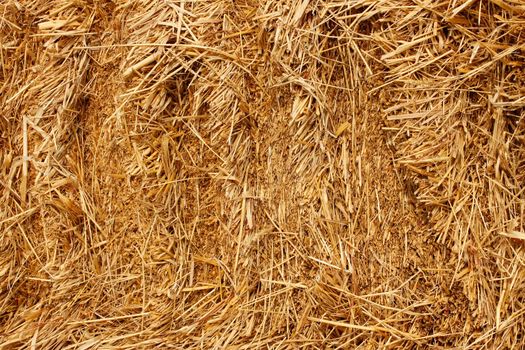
xmin=1 ymin=0 xmax=524 ymax=348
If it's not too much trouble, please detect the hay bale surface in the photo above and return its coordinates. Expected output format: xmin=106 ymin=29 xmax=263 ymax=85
xmin=1 ymin=0 xmax=524 ymax=348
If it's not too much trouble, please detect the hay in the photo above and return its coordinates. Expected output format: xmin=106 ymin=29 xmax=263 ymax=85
xmin=1 ymin=0 xmax=524 ymax=348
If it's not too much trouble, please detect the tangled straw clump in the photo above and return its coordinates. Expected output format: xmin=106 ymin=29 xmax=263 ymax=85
xmin=1 ymin=0 xmax=524 ymax=348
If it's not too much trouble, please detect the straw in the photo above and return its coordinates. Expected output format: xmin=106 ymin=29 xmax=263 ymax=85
xmin=1 ymin=0 xmax=524 ymax=348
